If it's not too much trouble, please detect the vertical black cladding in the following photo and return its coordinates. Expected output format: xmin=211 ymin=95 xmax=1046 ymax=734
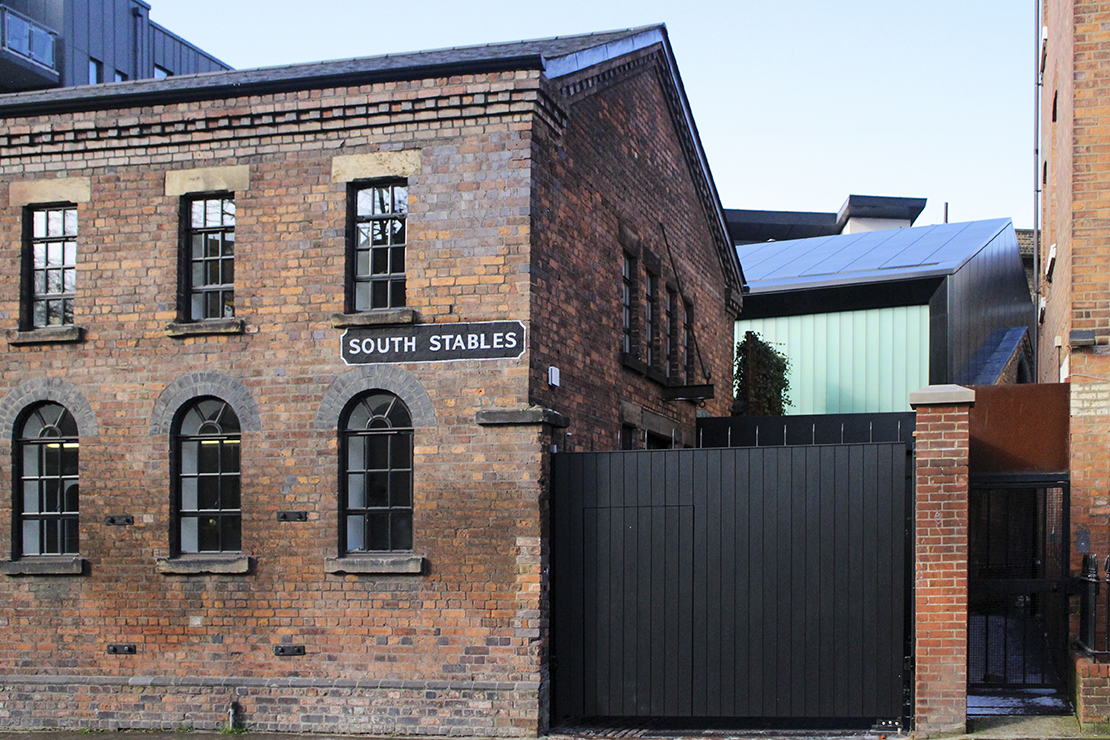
xmin=552 ymin=442 xmax=911 ymax=726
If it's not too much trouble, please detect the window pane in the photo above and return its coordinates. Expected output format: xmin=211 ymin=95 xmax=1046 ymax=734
xmin=221 ymin=291 xmax=234 ymax=318
xmin=354 ymin=282 xmax=370 ymax=312
xmin=43 ymin=444 xmax=60 ymax=476
xmin=180 ymin=441 xmax=198 ymax=473
xmin=61 ymin=445 xmax=78 ymax=476
xmin=390 ymin=471 xmax=411 ymax=507
xmin=357 ymin=224 xmax=370 ymax=248
xmin=367 ymin=513 xmax=389 ymax=550
xmin=63 ymin=519 xmax=79 ymax=554
xmin=391 ymin=513 xmax=413 ymax=551
xmin=180 ymin=516 xmax=198 ymax=553
xmin=367 ymin=472 xmax=389 ymax=507
xmin=23 ymin=443 xmax=38 ymax=474
xmin=390 ymin=437 xmax=411 ymax=468
xmin=23 ymin=482 xmax=39 ymax=514
xmin=198 ymin=440 xmax=219 ymax=472
xmin=23 ymin=520 xmax=40 ymax=555
xmin=221 ymin=515 xmax=241 ymax=551
xmin=62 ymin=269 xmax=75 ymax=294
xmin=389 ymin=405 xmax=412 ymax=429
xmin=221 ymin=441 xmax=239 ymax=473
xmin=33 ymin=210 xmax=45 ymax=238
xmin=371 ymin=188 xmax=388 ymax=215
xmin=197 ymin=516 xmax=219 ymax=551
xmin=347 ymin=437 xmax=365 ymax=470
xmin=347 ymin=474 xmax=365 ymax=509
xmin=197 ymin=475 xmax=220 ymax=510
xmin=191 ymin=201 xmax=205 ymax=228
xmin=64 ymin=209 xmax=77 ymax=236
xmin=347 ymin=515 xmax=365 ymax=551
xmin=205 ymin=199 xmax=221 ymax=227
xmin=64 ymin=481 xmax=79 ymax=512
xmin=47 ymin=209 xmax=62 ymax=237
xmin=371 ymin=281 xmax=388 ymax=308
xmin=221 ymin=258 xmax=234 ymax=285
xmin=390 ymin=281 xmax=406 ymax=308
xmin=371 ymin=221 xmax=388 ymax=247
xmin=223 ymin=476 xmax=240 ymax=510
xmin=391 ymin=245 xmax=405 ymax=272
xmin=367 ymin=435 xmax=389 ymax=469
xmin=43 ymin=479 xmax=60 ymax=513
xmin=393 ymin=185 xmax=408 ymax=214
xmin=63 ymin=240 xmax=76 ymax=265
xmin=181 ymin=477 xmax=197 ymax=511
xmin=204 ymin=233 xmax=221 ymax=259
xmin=191 ymin=292 xmax=205 ymax=321
xmin=44 ymin=519 xmax=58 ymax=554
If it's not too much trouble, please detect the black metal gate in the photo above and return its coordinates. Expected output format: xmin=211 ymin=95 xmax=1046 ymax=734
xmin=552 ymin=442 xmax=913 ymax=727
xmin=967 ymin=481 xmax=1070 ymax=710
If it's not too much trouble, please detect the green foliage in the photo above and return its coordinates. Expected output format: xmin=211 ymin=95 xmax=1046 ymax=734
xmin=734 ymin=330 xmax=792 ymax=416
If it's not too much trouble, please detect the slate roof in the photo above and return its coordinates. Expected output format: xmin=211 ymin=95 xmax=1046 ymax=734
xmin=0 ymin=25 xmax=666 ymax=116
xmin=736 ymin=218 xmax=1013 ymax=294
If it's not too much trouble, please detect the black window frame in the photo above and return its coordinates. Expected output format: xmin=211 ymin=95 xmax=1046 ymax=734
xmin=339 ymin=391 xmax=414 ymax=554
xmin=13 ymin=402 xmax=79 ymax=558
xmin=21 ymin=203 xmax=78 ymax=330
xmin=171 ymin=397 xmax=242 ymax=555
xmin=179 ymin=193 xmax=236 ymax=322
xmin=665 ymin=286 xmax=678 ymax=379
xmin=621 ymin=252 xmax=638 ymax=358
xmin=684 ymin=300 xmax=696 ymax=383
xmin=347 ymin=180 xmax=408 ymax=313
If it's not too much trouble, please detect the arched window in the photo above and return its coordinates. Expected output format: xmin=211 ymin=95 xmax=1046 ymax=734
xmin=174 ymin=397 xmax=240 ymax=554
xmin=16 ymin=402 xmax=79 ymax=556
xmin=341 ymin=391 xmax=413 ymax=553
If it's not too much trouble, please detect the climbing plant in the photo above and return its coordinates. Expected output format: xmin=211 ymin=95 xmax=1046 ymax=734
xmin=734 ymin=330 xmax=792 ymax=416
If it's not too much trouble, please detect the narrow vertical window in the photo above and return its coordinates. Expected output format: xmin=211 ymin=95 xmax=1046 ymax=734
xmin=684 ymin=301 xmax=695 ymax=382
xmin=341 ymin=392 xmax=413 ymax=553
xmin=352 ymin=182 xmax=407 ymax=311
xmin=113 ymin=70 xmax=128 ymax=83
xmin=15 ymin=403 xmax=79 ymax=556
xmin=175 ymin=398 xmax=241 ymax=554
xmin=88 ymin=57 xmax=102 ymax=84
xmin=186 ymin=195 xmax=235 ymax=320
xmin=621 ymin=254 xmax=637 ymax=357
xmin=26 ymin=205 xmax=77 ymax=329
xmin=154 ymin=65 xmax=171 ymax=79
xmin=645 ymin=271 xmax=658 ymax=368
xmin=665 ymin=287 xmax=677 ymax=378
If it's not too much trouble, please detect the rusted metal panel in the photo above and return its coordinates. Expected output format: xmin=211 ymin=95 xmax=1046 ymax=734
xmin=969 ymin=383 xmax=1069 ymax=475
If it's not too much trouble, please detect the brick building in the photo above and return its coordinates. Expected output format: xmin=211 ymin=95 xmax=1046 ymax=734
xmin=0 ymin=25 xmax=743 ymax=734
xmin=1040 ymin=0 xmax=1110 ymax=725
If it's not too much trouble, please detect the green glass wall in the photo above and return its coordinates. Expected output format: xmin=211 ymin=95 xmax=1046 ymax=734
xmin=735 ymin=305 xmax=930 ymax=415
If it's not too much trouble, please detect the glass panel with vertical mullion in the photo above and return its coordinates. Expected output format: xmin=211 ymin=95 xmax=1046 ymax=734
xmin=354 ymin=183 xmax=406 ymax=310
xmin=30 ymin=207 xmax=77 ymax=327
xmin=18 ymin=403 xmax=78 ymax=555
xmin=188 ymin=198 xmax=234 ymax=320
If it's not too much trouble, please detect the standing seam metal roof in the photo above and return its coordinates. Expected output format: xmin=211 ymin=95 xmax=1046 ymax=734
xmin=736 ymin=218 xmax=1013 ymax=294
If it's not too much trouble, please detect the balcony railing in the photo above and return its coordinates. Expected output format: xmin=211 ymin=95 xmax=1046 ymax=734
xmin=1 ymin=6 xmax=55 ymax=70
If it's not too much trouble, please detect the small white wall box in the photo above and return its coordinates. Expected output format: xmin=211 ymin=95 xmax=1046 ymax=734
xmin=548 ymin=366 xmax=560 ymax=387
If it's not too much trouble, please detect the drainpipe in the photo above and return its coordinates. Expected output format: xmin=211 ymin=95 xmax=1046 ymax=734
xmin=1033 ymin=0 xmax=1042 ymax=377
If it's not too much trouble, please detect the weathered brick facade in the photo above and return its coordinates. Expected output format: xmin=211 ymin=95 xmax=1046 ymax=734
xmin=1041 ymin=0 xmax=1110 ymax=723
xmin=0 ymin=28 xmax=741 ymax=734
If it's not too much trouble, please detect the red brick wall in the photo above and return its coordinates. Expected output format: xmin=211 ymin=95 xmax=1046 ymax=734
xmin=913 ymin=399 xmax=972 ymax=737
xmin=529 ymin=46 xmax=736 ymax=454
xmin=0 ymin=72 xmax=549 ymax=734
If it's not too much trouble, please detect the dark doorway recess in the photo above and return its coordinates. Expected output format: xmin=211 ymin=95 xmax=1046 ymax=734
xmin=967 ymin=480 xmax=1071 ymax=715
xmin=551 ymin=442 xmax=913 ymax=729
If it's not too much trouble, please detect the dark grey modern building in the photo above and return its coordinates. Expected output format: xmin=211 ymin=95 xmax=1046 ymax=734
xmin=0 ymin=0 xmax=228 ymax=93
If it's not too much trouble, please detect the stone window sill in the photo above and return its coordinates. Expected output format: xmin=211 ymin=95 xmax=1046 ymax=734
xmin=164 ymin=318 xmax=245 ymax=338
xmin=330 ymin=308 xmax=419 ymax=328
xmin=156 ymin=553 xmax=252 ymax=574
xmin=325 ymin=553 xmax=425 ymax=575
xmin=8 ymin=325 xmax=85 ymax=346
xmin=0 ymin=556 xmax=85 ymax=576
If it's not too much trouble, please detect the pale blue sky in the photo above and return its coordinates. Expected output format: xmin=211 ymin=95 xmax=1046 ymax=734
xmin=151 ymin=0 xmax=1036 ymax=228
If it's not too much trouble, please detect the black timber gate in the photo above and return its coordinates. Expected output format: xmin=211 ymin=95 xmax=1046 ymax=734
xmin=551 ymin=439 xmax=913 ymax=728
